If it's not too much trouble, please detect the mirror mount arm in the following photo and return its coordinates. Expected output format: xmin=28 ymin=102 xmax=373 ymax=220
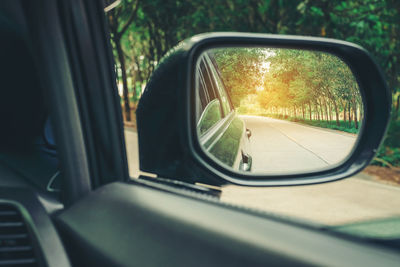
xmin=246 ymin=128 xmax=252 ymax=139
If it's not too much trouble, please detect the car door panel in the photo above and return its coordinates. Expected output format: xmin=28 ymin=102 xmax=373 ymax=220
xmin=56 ymin=182 xmax=400 ymax=267
xmin=208 ymin=114 xmax=244 ymax=169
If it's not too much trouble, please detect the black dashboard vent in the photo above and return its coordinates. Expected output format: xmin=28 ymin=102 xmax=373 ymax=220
xmin=0 ymin=203 xmax=38 ymax=267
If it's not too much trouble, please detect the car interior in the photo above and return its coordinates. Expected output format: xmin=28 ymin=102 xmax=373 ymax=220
xmin=0 ymin=10 xmax=60 ymax=197
xmin=0 ymin=1 xmax=399 ymax=267
xmin=0 ymin=8 xmax=67 ymax=267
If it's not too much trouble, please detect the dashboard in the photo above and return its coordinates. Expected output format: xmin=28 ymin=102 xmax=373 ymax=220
xmin=2 ymin=177 xmax=400 ymax=267
xmin=0 ymin=188 xmax=69 ymax=267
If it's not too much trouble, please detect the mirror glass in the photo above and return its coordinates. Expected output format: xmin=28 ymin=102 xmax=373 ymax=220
xmin=194 ymin=47 xmax=363 ymax=175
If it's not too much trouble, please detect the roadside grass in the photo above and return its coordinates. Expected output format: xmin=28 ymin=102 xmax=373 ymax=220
xmin=256 ymin=113 xmax=359 ymax=134
xmin=371 ymin=119 xmax=400 ymax=168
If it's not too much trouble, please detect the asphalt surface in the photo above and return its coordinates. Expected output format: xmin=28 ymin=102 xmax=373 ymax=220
xmin=221 ymin=176 xmax=400 ymax=227
xmin=241 ymin=115 xmax=357 ymax=174
xmin=124 ymin=129 xmax=140 ymax=178
xmin=124 ymin=128 xmax=400 ymax=232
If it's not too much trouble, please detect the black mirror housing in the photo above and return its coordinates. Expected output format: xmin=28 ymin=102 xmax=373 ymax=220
xmin=136 ymin=33 xmax=391 ymax=187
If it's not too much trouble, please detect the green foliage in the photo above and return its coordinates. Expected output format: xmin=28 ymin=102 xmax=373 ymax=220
xmin=260 ymin=113 xmax=359 ymax=134
xmin=111 ymin=0 xmax=400 ymax=95
xmin=215 ymin=48 xmax=362 ymax=132
xmin=372 ymin=146 xmax=400 ymax=167
xmin=382 ymin=119 xmax=400 ymax=148
xmin=110 ymin=0 xmax=400 ymax=165
xmin=371 ymin=119 xmax=400 ymax=167
xmin=214 ymin=48 xmax=269 ymax=106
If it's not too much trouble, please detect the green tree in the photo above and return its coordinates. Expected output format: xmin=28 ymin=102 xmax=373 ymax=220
xmin=108 ymin=0 xmax=139 ymax=121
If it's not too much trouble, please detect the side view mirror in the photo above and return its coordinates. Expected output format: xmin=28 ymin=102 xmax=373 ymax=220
xmin=137 ymin=33 xmax=390 ymax=187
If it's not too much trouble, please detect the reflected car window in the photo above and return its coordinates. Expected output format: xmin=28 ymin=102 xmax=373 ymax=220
xmin=196 ymin=59 xmax=223 ymax=135
xmin=208 ymin=57 xmax=232 ymax=116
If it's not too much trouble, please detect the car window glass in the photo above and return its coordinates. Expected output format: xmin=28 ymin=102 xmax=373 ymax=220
xmin=207 ymin=58 xmax=232 ymax=116
xmin=197 ymin=66 xmax=209 ymax=113
xmin=196 ymin=59 xmax=223 ymax=135
xmin=200 ymin=59 xmax=217 ymax=102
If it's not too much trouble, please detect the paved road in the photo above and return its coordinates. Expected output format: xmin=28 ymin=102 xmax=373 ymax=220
xmin=124 ymin=129 xmax=140 ymax=178
xmin=241 ymin=115 xmax=357 ymax=173
xmin=124 ymin=127 xmax=400 ymax=232
xmin=221 ymin=176 xmax=400 ymax=227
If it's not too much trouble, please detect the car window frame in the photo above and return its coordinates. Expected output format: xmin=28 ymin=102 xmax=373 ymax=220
xmin=196 ymin=56 xmax=227 ymax=136
xmin=206 ymin=54 xmax=234 ymax=114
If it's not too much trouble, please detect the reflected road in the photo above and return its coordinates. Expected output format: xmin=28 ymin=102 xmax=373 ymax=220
xmin=241 ymin=115 xmax=357 ymax=173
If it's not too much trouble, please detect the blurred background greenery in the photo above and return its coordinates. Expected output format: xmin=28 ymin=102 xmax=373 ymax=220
xmin=213 ymin=48 xmax=362 ymax=134
xmin=107 ymin=0 xmax=400 ymax=168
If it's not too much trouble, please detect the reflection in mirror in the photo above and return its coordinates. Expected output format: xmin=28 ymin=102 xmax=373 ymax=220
xmin=194 ymin=47 xmax=363 ymax=175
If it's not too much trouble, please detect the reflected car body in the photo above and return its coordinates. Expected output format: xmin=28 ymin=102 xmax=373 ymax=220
xmin=195 ymin=52 xmax=252 ymax=172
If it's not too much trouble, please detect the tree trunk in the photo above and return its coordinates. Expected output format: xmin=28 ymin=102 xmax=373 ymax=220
xmin=129 ymin=69 xmax=137 ymax=103
xmin=318 ymin=101 xmax=323 ymax=121
xmin=323 ymin=98 xmax=329 ymax=121
xmin=354 ymin=102 xmax=358 ymax=129
xmin=115 ymin=38 xmax=131 ymax=122
xmin=308 ymin=102 xmax=312 ymax=121
xmin=395 ymin=94 xmax=400 ymax=119
xmin=359 ymin=103 xmax=364 ymax=123
xmin=333 ymin=101 xmax=340 ymax=126
xmin=348 ymin=103 xmax=352 ymax=127
xmin=343 ymin=102 xmax=346 ymax=122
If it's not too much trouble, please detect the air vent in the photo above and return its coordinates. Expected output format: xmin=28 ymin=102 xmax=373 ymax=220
xmin=0 ymin=203 xmax=38 ymax=267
